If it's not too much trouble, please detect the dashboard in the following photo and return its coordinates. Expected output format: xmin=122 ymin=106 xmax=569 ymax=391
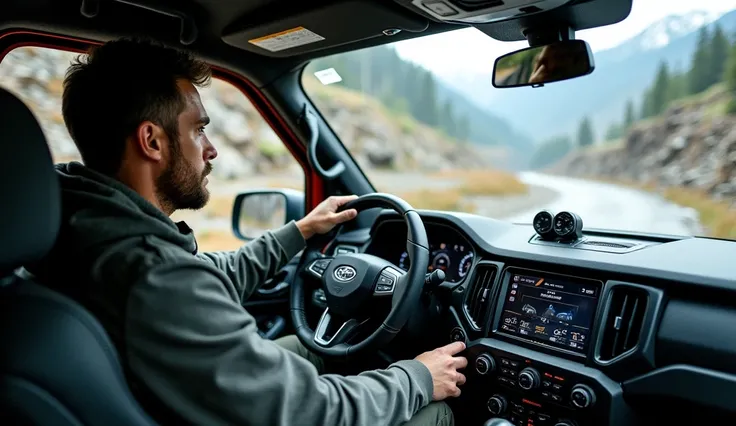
xmin=364 ymin=220 xmax=475 ymax=283
xmin=329 ymin=209 xmax=736 ymax=426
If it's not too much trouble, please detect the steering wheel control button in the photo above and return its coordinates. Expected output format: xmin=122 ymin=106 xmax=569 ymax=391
xmin=474 ymin=353 xmax=495 ymax=375
xmin=486 ymin=394 xmax=507 ymax=416
xmin=518 ymin=367 xmax=541 ymax=390
xmin=570 ymin=384 xmax=596 ymax=409
xmin=449 ymin=327 xmax=466 ymax=343
xmin=375 ymin=269 xmax=400 ymax=295
xmin=309 ymin=259 xmax=331 ymax=277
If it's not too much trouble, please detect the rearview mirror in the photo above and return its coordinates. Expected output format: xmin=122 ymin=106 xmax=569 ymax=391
xmin=232 ymin=189 xmax=305 ymax=240
xmin=493 ymin=40 xmax=594 ymax=88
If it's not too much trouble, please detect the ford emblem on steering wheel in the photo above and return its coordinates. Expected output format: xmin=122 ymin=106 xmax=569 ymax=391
xmin=333 ymin=265 xmax=357 ymax=282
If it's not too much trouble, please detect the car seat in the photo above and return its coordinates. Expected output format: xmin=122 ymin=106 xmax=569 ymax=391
xmin=0 ymin=87 xmax=156 ymax=426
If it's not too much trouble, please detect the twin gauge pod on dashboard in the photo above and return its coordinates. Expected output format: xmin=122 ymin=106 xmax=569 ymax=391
xmin=533 ymin=210 xmax=583 ymax=242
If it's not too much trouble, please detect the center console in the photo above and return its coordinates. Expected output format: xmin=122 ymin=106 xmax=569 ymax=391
xmin=463 ymin=267 xmax=626 ymax=426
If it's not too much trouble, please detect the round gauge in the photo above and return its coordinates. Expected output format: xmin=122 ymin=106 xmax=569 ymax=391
xmin=431 ymin=251 xmax=451 ymax=272
xmin=458 ymin=252 xmax=474 ymax=279
xmin=398 ymin=251 xmax=410 ymax=271
xmin=553 ymin=211 xmax=583 ymax=240
xmin=533 ymin=210 xmax=554 ymax=235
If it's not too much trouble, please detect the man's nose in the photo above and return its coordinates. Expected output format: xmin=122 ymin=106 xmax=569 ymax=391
xmin=205 ymin=138 xmax=218 ymax=161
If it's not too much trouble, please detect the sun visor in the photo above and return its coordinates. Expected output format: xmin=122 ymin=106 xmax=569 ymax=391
xmin=221 ymin=0 xmax=429 ymax=58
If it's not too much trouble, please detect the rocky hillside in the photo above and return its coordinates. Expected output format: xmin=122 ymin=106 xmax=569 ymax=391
xmin=555 ymin=87 xmax=736 ymax=204
xmin=1 ymin=46 xmax=496 ymax=179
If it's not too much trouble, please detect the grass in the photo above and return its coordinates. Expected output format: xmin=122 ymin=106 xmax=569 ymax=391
xmin=430 ymin=169 xmax=529 ymax=197
xmin=258 ymin=140 xmax=288 ymax=158
xmin=662 ymin=187 xmax=736 ymax=240
xmin=396 ymin=188 xmax=476 ymax=212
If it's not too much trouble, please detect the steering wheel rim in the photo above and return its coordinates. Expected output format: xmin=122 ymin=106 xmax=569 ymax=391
xmin=290 ymin=193 xmax=429 ymax=358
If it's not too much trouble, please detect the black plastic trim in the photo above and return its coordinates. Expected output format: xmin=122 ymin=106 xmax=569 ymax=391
xmin=623 ymin=364 xmax=736 ymax=414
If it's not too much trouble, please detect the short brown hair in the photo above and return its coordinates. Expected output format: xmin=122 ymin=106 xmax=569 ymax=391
xmin=62 ymin=37 xmax=211 ymax=175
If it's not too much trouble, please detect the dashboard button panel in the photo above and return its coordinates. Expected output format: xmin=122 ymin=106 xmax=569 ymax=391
xmin=467 ymin=341 xmax=616 ymax=426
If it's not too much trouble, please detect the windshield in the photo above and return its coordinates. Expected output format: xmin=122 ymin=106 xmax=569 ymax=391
xmin=303 ymin=0 xmax=736 ymax=241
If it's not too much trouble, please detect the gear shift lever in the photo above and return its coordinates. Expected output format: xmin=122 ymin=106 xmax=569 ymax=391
xmin=484 ymin=419 xmax=514 ymax=426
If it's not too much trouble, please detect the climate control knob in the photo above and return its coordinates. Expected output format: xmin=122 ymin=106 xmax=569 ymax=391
xmin=486 ymin=394 xmax=507 ymax=416
xmin=570 ymin=384 xmax=596 ymax=409
xmin=518 ymin=367 xmax=540 ymax=390
xmin=475 ymin=353 xmax=496 ymax=375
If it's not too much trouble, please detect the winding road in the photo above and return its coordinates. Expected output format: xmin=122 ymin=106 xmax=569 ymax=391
xmin=501 ymin=172 xmax=702 ymax=237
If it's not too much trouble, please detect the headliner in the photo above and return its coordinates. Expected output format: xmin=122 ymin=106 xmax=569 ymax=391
xmin=1 ymin=0 xmax=630 ymax=87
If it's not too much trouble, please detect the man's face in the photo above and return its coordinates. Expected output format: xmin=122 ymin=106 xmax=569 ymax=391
xmin=156 ymin=79 xmax=217 ymax=212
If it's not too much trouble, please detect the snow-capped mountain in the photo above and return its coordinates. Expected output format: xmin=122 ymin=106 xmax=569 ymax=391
xmin=601 ymin=10 xmax=722 ymax=63
xmin=637 ymin=11 xmax=718 ymax=50
xmin=440 ymin=8 xmax=736 ymax=147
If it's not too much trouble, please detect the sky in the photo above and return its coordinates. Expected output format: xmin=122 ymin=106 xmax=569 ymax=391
xmin=392 ymin=0 xmax=735 ymax=77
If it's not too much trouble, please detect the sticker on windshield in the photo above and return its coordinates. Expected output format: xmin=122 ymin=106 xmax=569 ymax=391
xmin=248 ymin=27 xmax=325 ymax=52
xmin=314 ymin=68 xmax=342 ymax=85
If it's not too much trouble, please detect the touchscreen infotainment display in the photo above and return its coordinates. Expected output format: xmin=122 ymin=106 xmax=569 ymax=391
xmin=497 ymin=270 xmax=601 ymax=354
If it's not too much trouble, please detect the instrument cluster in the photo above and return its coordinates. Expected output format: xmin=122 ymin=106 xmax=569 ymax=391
xmin=366 ymin=220 xmax=475 ymax=284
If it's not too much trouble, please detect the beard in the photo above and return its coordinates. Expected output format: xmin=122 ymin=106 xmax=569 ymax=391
xmin=156 ymin=141 xmax=212 ymax=212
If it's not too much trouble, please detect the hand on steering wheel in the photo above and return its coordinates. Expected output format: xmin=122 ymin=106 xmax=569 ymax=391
xmin=291 ymin=193 xmax=429 ymax=358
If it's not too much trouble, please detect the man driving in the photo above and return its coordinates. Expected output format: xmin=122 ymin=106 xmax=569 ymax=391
xmin=28 ymin=38 xmax=467 ymax=426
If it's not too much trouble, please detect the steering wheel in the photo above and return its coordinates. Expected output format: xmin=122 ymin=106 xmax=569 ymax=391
xmin=291 ymin=193 xmax=429 ymax=358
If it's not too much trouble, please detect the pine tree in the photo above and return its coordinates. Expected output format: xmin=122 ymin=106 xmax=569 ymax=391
xmin=440 ymin=101 xmax=457 ymax=138
xmin=417 ymin=72 xmax=439 ymax=126
xmin=725 ymin=38 xmax=736 ymax=114
xmin=640 ymin=87 xmax=654 ymax=119
xmin=624 ymin=99 xmax=635 ymax=129
xmin=709 ymin=24 xmax=730 ymax=87
xmin=727 ymin=38 xmax=736 ymax=92
xmin=689 ymin=26 xmax=711 ymax=94
xmin=605 ymin=122 xmax=623 ymax=141
xmin=577 ymin=117 xmax=595 ymax=147
xmin=650 ymin=61 xmax=671 ymax=115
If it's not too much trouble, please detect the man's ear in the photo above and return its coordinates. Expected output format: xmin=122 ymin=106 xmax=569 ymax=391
xmin=133 ymin=121 xmax=166 ymax=162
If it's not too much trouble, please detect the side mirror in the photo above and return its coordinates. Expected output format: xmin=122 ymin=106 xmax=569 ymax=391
xmin=231 ymin=189 xmax=305 ymax=240
xmin=492 ymin=40 xmax=594 ymax=88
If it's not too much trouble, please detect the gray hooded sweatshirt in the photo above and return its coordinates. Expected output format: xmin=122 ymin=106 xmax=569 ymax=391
xmin=31 ymin=162 xmax=433 ymax=426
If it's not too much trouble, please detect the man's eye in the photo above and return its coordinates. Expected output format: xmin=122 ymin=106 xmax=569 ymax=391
xmin=198 ymin=126 xmax=206 ymax=134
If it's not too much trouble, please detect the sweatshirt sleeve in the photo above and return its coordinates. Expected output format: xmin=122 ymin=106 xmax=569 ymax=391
xmin=196 ymin=221 xmax=306 ymax=302
xmin=125 ymin=262 xmax=434 ymax=426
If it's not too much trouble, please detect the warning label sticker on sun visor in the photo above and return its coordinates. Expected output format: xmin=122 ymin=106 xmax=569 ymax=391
xmin=248 ymin=27 xmax=325 ymax=52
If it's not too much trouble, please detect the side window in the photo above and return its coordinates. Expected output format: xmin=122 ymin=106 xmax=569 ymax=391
xmin=0 ymin=46 xmax=304 ymax=252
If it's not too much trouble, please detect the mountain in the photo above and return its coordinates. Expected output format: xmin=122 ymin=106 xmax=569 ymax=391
xmin=442 ymin=9 xmax=736 ymax=145
xmin=306 ymin=45 xmax=534 ymax=157
xmin=604 ymin=10 xmax=718 ymax=60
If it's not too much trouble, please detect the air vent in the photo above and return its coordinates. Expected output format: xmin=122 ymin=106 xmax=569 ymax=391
xmin=599 ymin=286 xmax=648 ymax=361
xmin=464 ymin=264 xmax=497 ymax=330
xmin=583 ymin=241 xmax=635 ymax=249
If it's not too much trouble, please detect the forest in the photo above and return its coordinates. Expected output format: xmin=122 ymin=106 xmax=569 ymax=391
xmin=308 ymin=46 xmax=471 ymax=144
xmin=531 ymin=23 xmax=736 ymax=170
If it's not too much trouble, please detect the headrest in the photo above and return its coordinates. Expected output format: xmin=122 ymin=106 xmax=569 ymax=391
xmin=0 ymin=88 xmax=60 ymax=276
